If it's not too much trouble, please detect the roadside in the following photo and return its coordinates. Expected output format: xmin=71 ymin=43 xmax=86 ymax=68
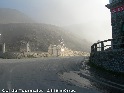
xmin=58 ymin=57 xmax=124 ymax=93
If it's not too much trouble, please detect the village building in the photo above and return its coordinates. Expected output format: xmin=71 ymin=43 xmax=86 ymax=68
xmin=48 ymin=44 xmax=62 ymax=57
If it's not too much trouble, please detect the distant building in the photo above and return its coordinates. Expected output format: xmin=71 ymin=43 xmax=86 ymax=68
xmin=48 ymin=44 xmax=88 ymax=57
xmin=20 ymin=42 xmax=31 ymax=52
xmin=48 ymin=44 xmax=61 ymax=57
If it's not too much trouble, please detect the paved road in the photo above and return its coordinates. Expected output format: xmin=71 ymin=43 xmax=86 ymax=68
xmin=0 ymin=57 xmax=101 ymax=93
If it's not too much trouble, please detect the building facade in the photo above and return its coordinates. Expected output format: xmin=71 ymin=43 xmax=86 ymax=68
xmin=48 ymin=44 xmax=61 ymax=57
xmin=90 ymin=0 xmax=124 ymax=73
xmin=106 ymin=0 xmax=124 ymax=49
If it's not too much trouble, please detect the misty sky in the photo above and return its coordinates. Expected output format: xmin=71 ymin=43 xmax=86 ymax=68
xmin=0 ymin=0 xmax=112 ymax=42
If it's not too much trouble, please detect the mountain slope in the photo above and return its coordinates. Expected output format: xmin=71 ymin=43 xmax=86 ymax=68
xmin=0 ymin=8 xmax=91 ymax=52
xmin=0 ymin=23 xmax=91 ymax=52
xmin=0 ymin=8 xmax=34 ymax=23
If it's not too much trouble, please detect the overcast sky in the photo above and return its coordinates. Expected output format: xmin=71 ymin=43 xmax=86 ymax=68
xmin=0 ymin=0 xmax=112 ymax=42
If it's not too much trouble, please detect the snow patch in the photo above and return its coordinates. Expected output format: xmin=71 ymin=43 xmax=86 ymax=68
xmin=59 ymin=71 xmax=92 ymax=89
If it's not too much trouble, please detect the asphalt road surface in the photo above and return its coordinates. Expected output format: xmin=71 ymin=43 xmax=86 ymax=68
xmin=0 ymin=57 xmax=123 ymax=93
xmin=0 ymin=56 xmax=102 ymax=93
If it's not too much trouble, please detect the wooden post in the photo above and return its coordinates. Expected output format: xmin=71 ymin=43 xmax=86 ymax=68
xmin=95 ymin=44 xmax=97 ymax=52
xmin=101 ymin=42 xmax=104 ymax=51
xmin=91 ymin=45 xmax=94 ymax=52
xmin=111 ymin=39 xmax=113 ymax=50
xmin=91 ymin=45 xmax=93 ymax=52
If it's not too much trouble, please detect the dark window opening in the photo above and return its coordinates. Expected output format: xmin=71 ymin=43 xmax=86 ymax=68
xmin=0 ymin=44 xmax=2 ymax=51
xmin=120 ymin=23 xmax=124 ymax=48
xmin=122 ymin=23 xmax=124 ymax=32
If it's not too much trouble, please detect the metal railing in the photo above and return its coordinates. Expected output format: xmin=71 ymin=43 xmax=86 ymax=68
xmin=91 ymin=36 xmax=124 ymax=52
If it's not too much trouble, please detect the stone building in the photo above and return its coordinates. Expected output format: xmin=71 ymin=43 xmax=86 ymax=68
xmin=48 ymin=44 xmax=89 ymax=57
xmin=48 ymin=44 xmax=61 ymax=57
xmin=106 ymin=0 xmax=124 ymax=49
xmin=90 ymin=0 xmax=124 ymax=73
xmin=20 ymin=42 xmax=31 ymax=52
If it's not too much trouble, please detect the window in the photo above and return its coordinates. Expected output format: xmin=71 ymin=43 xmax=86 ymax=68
xmin=122 ymin=23 xmax=124 ymax=32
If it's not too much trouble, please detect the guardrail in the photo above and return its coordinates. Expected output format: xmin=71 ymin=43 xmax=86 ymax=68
xmin=91 ymin=36 xmax=124 ymax=52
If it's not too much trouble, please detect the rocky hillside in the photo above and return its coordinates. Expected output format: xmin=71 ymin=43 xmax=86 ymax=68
xmin=0 ymin=23 xmax=91 ymax=52
xmin=0 ymin=8 xmax=91 ymax=52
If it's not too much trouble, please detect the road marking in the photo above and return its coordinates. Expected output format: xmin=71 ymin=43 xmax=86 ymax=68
xmin=7 ymin=81 xmax=11 ymax=93
xmin=7 ymin=68 xmax=14 ymax=93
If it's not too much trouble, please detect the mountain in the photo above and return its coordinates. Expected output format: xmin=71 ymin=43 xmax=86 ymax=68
xmin=0 ymin=23 xmax=91 ymax=52
xmin=0 ymin=8 xmax=91 ymax=52
xmin=0 ymin=8 xmax=34 ymax=23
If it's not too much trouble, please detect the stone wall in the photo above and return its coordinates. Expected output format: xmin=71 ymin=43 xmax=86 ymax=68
xmin=2 ymin=51 xmax=89 ymax=59
xmin=90 ymin=50 xmax=124 ymax=73
xmin=1 ymin=43 xmax=90 ymax=59
xmin=3 ymin=52 xmax=50 ymax=59
xmin=61 ymin=48 xmax=90 ymax=57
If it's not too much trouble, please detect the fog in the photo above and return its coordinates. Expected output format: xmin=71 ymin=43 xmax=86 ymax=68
xmin=0 ymin=0 xmax=111 ymax=42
